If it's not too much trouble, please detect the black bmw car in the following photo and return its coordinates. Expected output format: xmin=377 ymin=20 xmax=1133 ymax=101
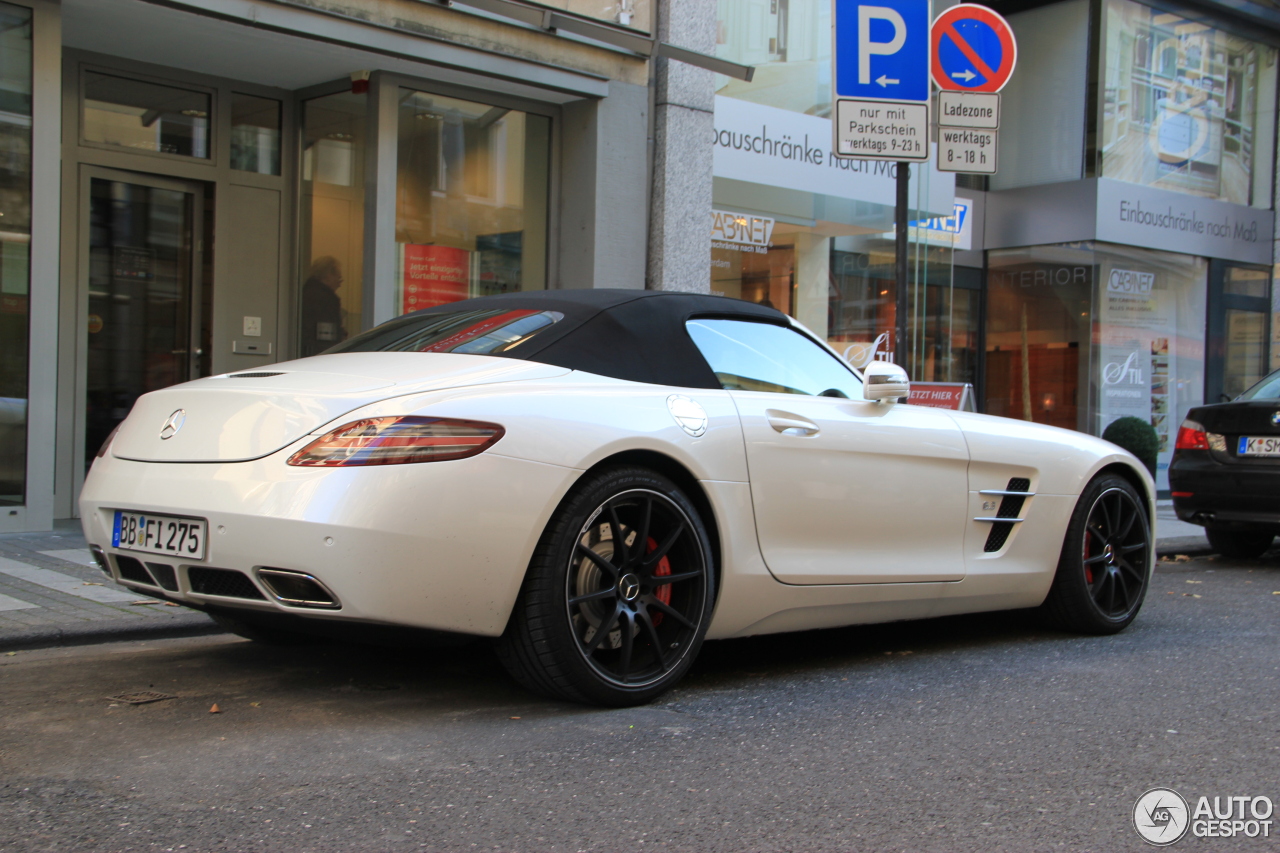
xmin=1170 ymin=368 xmax=1280 ymax=558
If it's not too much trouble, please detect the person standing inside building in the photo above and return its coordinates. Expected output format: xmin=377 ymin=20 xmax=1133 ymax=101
xmin=300 ymin=256 xmax=346 ymax=357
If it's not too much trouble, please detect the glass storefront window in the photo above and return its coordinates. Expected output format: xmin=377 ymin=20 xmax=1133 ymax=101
xmin=0 ymin=1 xmax=30 ymax=506
xmin=230 ymin=93 xmax=281 ymax=176
xmin=827 ymin=237 xmax=970 ymax=384
xmin=1224 ymin=306 xmax=1267 ymax=398
xmin=986 ymin=245 xmax=1093 ymax=432
xmin=712 ymin=227 xmax=971 ymax=382
xmin=1224 ymin=264 xmax=1268 ymax=298
xmin=711 ymin=241 xmax=794 ymax=314
xmin=395 ymin=89 xmax=549 ymax=314
xmin=1219 ymin=265 xmax=1271 ymax=399
xmin=299 ymin=91 xmax=366 ymax=356
xmin=83 ymin=71 xmax=210 ymax=159
xmin=987 ymin=242 xmax=1207 ymax=490
xmin=1100 ymin=0 xmax=1278 ymax=206
xmin=715 ymin=0 xmax=831 ymax=117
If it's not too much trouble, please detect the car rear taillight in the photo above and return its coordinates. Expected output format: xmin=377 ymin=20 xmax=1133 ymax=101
xmin=1174 ymin=419 xmax=1209 ymax=451
xmin=286 ymin=417 xmax=504 ymax=467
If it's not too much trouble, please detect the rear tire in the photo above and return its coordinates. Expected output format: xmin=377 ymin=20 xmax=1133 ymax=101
xmin=1041 ymin=474 xmax=1151 ymax=635
xmin=1206 ymin=526 xmax=1275 ymax=559
xmin=495 ymin=466 xmax=715 ymax=706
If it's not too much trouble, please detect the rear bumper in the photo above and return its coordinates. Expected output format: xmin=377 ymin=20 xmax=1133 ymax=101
xmin=1169 ymin=451 xmax=1280 ymax=530
xmin=79 ymin=448 xmax=578 ymax=636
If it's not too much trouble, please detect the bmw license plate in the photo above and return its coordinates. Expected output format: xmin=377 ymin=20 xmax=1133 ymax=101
xmin=1237 ymin=436 xmax=1280 ymax=457
xmin=112 ymin=511 xmax=207 ymax=560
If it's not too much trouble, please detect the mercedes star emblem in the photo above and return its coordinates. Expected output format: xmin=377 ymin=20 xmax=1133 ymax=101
xmin=618 ymin=573 xmax=641 ymax=602
xmin=159 ymin=409 xmax=186 ymax=440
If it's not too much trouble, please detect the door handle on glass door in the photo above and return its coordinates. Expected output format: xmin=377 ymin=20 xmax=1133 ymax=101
xmin=766 ymin=411 xmax=820 ymax=436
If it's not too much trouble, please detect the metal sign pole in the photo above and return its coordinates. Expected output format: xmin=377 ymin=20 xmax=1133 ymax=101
xmin=895 ymin=161 xmax=909 ymax=368
xmin=831 ymin=0 xmax=931 ymax=369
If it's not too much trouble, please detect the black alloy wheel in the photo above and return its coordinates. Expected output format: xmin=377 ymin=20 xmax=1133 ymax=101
xmin=1041 ymin=473 xmax=1151 ymax=634
xmin=496 ymin=467 xmax=715 ymax=706
xmin=567 ymin=488 xmax=707 ymax=688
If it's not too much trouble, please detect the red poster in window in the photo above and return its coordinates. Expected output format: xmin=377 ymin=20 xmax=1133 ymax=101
xmin=401 ymin=244 xmax=471 ymax=313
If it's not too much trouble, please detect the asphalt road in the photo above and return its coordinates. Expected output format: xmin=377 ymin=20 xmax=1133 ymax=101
xmin=1 ymin=552 xmax=1277 ymax=853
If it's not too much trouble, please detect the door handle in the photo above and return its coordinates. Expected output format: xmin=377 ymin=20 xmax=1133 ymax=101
xmin=766 ymin=410 xmax=820 ymax=436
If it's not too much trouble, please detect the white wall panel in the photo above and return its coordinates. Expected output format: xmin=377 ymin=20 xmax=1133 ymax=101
xmin=989 ymin=0 xmax=1089 ymax=191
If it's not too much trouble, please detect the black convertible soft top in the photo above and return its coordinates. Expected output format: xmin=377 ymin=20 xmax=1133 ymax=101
xmin=330 ymin=289 xmax=790 ymax=389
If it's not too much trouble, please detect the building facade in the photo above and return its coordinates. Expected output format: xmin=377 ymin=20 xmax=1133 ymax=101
xmin=2 ymin=0 xmax=1279 ymax=534
xmin=710 ymin=0 xmax=1280 ymax=494
xmin=1 ymin=0 xmax=729 ymax=533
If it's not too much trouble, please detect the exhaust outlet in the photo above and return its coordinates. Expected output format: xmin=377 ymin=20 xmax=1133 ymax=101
xmin=256 ymin=568 xmax=341 ymax=609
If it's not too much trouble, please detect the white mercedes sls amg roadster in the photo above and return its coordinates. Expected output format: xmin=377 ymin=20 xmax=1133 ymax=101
xmin=81 ymin=290 xmax=1155 ymax=706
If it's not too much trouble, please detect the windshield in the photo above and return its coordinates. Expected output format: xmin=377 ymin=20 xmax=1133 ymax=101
xmin=1236 ymin=368 xmax=1280 ymax=401
xmin=325 ymin=309 xmax=563 ymax=356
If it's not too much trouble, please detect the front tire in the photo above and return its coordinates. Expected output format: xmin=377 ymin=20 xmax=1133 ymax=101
xmin=496 ymin=466 xmax=715 ymax=706
xmin=1206 ymin=526 xmax=1275 ymax=559
xmin=1041 ymin=474 xmax=1151 ymax=634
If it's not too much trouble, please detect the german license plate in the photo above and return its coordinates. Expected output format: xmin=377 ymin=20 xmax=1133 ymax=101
xmin=1237 ymin=436 xmax=1280 ymax=457
xmin=112 ymin=511 xmax=206 ymax=560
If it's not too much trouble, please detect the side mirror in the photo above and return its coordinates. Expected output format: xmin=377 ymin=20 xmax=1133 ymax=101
xmin=863 ymin=360 xmax=910 ymax=403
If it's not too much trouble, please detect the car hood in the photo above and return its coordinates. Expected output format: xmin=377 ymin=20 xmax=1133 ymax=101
xmin=109 ymin=353 xmax=570 ymax=463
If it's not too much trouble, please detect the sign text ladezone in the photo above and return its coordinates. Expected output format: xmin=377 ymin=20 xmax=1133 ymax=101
xmin=938 ymin=91 xmax=999 ymax=128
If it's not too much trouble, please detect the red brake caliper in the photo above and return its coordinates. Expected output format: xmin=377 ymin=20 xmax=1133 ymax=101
xmin=1083 ymin=532 xmax=1094 ymax=585
xmin=646 ymin=537 xmax=672 ymax=626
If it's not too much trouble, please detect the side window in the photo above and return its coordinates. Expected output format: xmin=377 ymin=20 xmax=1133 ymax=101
xmin=686 ymin=319 xmax=864 ymax=399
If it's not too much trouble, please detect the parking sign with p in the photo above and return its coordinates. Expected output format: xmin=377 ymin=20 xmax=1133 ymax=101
xmin=834 ymin=0 xmax=931 ymax=102
xmin=832 ymin=0 xmax=932 ymax=161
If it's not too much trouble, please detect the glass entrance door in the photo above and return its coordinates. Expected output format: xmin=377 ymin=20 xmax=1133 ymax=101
xmin=83 ymin=174 xmax=203 ymax=470
xmin=1208 ymin=262 xmax=1272 ymax=403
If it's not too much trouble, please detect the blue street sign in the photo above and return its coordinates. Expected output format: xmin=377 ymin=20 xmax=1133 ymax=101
xmin=834 ymin=0 xmax=932 ymax=104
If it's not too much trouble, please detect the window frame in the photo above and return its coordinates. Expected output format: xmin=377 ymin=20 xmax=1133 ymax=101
xmin=78 ymin=64 xmax=218 ymax=165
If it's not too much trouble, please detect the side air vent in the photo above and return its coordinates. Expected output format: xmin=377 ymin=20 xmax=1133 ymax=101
xmin=983 ymin=478 xmax=1032 ymax=552
xmin=228 ymin=372 xmax=284 ymax=379
xmin=188 ymin=567 xmax=266 ymax=600
xmin=114 ymin=554 xmax=155 ymax=586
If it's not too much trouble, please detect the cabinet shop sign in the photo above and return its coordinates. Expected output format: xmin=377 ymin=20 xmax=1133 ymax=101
xmin=711 ymin=210 xmax=775 ymax=251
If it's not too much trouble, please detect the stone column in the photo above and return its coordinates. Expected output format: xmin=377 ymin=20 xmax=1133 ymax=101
xmin=647 ymin=0 xmax=716 ymax=293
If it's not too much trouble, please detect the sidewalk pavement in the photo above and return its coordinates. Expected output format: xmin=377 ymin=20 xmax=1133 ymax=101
xmin=0 ymin=521 xmax=218 ymax=651
xmin=0 ymin=504 xmax=1213 ymax=652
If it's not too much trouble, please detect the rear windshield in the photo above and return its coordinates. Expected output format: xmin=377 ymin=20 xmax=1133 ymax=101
xmin=325 ymin=309 xmax=563 ymax=356
xmin=1237 ymin=369 xmax=1280 ymax=401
